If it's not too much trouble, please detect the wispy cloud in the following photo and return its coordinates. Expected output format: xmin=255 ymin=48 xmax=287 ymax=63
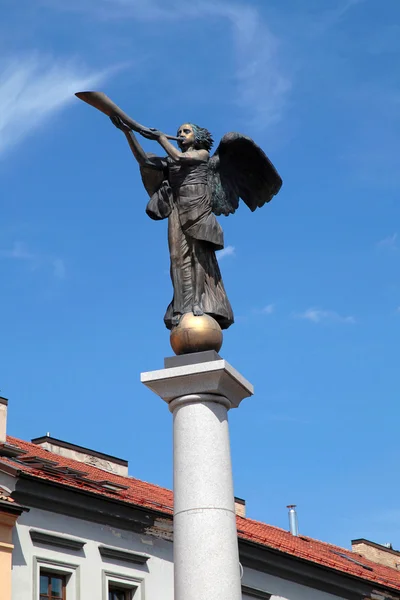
xmin=51 ymin=258 xmax=67 ymax=280
xmin=250 ymin=304 xmax=275 ymax=318
xmin=318 ymin=0 xmax=367 ymax=30
xmin=262 ymin=304 xmax=275 ymax=315
xmin=301 ymin=0 xmax=367 ymax=39
xmin=0 ymin=241 xmax=66 ymax=279
xmin=205 ymin=2 xmax=291 ymax=126
xmin=218 ymin=245 xmax=235 ymax=260
xmin=0 ymin=54 xmax=113 ymax=157
xmin=0 ymin=242 xmax=34 ymax=261
xmin=254 ymin=303 xmax=275 ymax=315
xmin=377 ymin=233 xmax=398 ymax=251
xmin=47 ymin=0 xmax=291 ymax=128
xmin=295 ymin=308 xmax=355 ymax=324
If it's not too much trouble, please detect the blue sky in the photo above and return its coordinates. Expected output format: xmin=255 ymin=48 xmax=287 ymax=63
xmin=1 ymin=0 xmax=400 ymax=550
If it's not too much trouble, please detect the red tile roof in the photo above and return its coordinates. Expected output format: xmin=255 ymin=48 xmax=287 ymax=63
xmin=0 ymin=492 xmax=15 ymax=503
xmin=2 ymin=435 xmax=400 ymax=593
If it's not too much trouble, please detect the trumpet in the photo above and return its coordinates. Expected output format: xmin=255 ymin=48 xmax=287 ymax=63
xmin=75 ymin=91 xmax=181 ymax=141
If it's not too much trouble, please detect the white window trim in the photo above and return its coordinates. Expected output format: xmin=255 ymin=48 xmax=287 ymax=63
xmin=33 ymin=556 xmax=80 ymax=600
xmin=102 ymin=569 xmax=145 ymax=600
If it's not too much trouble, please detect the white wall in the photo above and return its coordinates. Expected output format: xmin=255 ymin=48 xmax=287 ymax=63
xmin=0 ymin=472 xmax=15 ymax=494
xmin=12 ymin=506 xmax=174 ymax=600
xmin=0 ymin=472 xmax=349 ymax=600
xmin=242 ymin=566 xmax=348 ymax=600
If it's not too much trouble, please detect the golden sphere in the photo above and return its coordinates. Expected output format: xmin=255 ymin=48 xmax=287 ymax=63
xmin=170 ymin=312 xmax=223 ymax=356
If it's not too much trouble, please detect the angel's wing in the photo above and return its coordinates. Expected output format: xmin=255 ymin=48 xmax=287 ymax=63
xmin=208 ymin=132 xmax=282 ymax=216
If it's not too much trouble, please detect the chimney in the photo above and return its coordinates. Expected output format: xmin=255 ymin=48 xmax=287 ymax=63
xmin=31 ymin=435 xmax=129 ymax=476
xmin=234 ymin=497 xmax=246 ymax=518
xmin=0 ymin=397 xmax=8 ymax=443
xmin=287 ymin=505 xmax=299 ymax=536
xmin=351 ymin=539 xmax=400 ymax=569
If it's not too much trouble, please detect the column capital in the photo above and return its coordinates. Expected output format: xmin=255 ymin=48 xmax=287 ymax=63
xmin=169 ymin=393 xmax=231 ymax=413
xmin=141 ymin=357 xmax=253 ymax=408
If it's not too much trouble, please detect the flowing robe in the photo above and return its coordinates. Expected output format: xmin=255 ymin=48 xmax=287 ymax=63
xmin=146 ymin=157 xmax=234 ymax=330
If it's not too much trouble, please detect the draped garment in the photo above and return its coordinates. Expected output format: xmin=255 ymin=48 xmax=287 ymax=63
xmin=146 ymin=158 xmax=234 ymax=330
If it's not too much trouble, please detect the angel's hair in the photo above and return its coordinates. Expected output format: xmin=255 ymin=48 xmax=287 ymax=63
xmin=190 ymin=124 xmax=214 ymax=151
xmin=178 ymin=123 xmax=213 ymax=152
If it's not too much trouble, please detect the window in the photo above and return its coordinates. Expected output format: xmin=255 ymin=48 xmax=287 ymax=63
xmin=103 ymin=570 xmax=143 ymax=600
xmin=109 ymin=585 xmax=133 ymax=600
xmin=34 ymin=558 xmax=78 ymax=600
xmin=40 ymin=572 xmax=66 ymax=599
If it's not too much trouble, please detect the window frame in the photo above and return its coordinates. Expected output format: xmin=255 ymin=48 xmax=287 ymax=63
xmin=33 ymin=557 xmax=80 ymax=600
xmin=40 ymin=571 xmax=67 ymax=600
xmin=102 ymin=570 xmax=144 ymax=600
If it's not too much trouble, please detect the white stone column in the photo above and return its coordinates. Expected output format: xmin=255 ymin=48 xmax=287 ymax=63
xmin=141 ymin=353 xmax=253 ymax=600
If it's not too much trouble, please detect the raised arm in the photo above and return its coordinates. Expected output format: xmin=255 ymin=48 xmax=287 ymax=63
xmin=157 ymin=134 xmax=209 ymax=164
xmin=110 ymin=116 xmax=166 ymax=170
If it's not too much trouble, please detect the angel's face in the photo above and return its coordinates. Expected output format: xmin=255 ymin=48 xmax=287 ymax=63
xmin=177 ymin=124 xmax=195 ymax=151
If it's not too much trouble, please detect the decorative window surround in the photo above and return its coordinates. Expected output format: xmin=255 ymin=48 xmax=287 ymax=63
xmin=33 ymin=557 xmax=80 ymax=600
xmin=30 ymin=529 xmax=86 ymax=551
xmin=102 ymin=570 xmax=145 ymax=600
xmin=99 ymin=545 xmax=150 ymax=565
xmin=242 ymin=585 xmax=272 ymax=600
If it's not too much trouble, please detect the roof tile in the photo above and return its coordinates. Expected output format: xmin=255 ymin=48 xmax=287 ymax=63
xmin=4 ymin=435 xmax=400 ymax=593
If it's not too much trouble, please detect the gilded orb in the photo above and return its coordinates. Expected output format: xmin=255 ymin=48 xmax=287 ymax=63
xmin=170 ymin=312 xmax=223 ymax=355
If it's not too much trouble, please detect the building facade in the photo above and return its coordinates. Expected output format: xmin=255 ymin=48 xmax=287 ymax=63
xmin=1 ymin=401 xmax=400 ymax=600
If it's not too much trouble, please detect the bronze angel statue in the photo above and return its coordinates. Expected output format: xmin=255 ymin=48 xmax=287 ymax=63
xmin=75 ymin=92 xmax=282 ymax=330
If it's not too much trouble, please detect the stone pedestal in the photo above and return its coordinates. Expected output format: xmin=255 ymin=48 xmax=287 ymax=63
xmin=141 ymin=352 xmax=253 ymax=600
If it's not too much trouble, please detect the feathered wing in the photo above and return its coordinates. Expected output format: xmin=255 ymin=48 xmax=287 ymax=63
xmin=208 ymin=132 xmax=282 ymax=216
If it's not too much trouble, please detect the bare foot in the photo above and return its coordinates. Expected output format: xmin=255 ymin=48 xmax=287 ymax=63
xmin=171 ymin=312 xmax=182 ymax=327
xmin=192 ymin=303 xmax=204 ymax=316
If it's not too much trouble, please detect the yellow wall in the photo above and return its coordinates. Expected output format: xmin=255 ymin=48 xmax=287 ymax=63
xmin=0 ymin=511 xmax=19 ymax=600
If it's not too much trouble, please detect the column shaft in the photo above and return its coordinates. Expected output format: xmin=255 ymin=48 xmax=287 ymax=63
xmin=171 ymin=394 xmax=241 ymax=600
